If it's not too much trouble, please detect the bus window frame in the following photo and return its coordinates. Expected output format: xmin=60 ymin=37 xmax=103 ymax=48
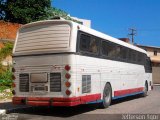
xmin=77 ymin=30 xmax=146 ymax=66
xmin=77 ymin=31 xmax=100 ymax=57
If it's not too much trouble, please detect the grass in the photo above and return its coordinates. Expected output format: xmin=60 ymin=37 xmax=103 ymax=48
xmin=0 ymin=86 xmax=13 ymax=101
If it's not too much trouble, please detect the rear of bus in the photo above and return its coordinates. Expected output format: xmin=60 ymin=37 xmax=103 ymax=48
xmin=12 ymin=20 xmax=79 ymax=106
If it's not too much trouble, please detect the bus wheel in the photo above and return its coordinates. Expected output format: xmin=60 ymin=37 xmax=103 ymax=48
xmin=99 ymin=83 xmax=112 ymax=108
xmin=142 ymin=82 xmax=148 ymax=97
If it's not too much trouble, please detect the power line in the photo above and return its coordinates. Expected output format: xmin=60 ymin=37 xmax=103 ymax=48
xmin=128 ymin=28 xmax=136 ymax=44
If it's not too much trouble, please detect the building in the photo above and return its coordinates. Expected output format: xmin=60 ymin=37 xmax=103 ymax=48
xmin=137 ymin=45 xmax=160 ymax=84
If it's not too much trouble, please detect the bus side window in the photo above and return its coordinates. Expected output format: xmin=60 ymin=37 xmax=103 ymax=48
xmin=89 ymin=37 xmax=98 ymax=53
xmin=128 ymin=49 xmax=132 ymax=62
xmin=79 ymin=33 xmax=99 ymax=54
xmin=80 ymin=34 xmax=91 ymax=52
xmin=146 ymin=57 xmax=152 ymax=73
xmin=137 ymin=53 xmax=141 ymax=63
xmin=101 ymin=41 xmax=108 ymax=56
xmin=132 ymin=51 xmax=137 ymax=62
xmin=119 ymin=47 xmax=127 ymax=60
xmin=102 ymin=41 xmax=117 ymax=58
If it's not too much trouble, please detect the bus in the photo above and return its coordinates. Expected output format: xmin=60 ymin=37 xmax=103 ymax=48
xmin=12 ymin=19 xmax=152 ymax=108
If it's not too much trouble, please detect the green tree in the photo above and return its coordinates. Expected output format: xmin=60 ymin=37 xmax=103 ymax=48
xmin=0 ymin=41 xmax=13 ymax=88
xmin=51 ymin=7 xmax=82 ymax=24
xmin=0 ymin=42 xmax=13 ymax=60
xmin=0 ymin=0 xmax=51 ymax=24
xmin=0 ymin=0 xmax=82 ymax=24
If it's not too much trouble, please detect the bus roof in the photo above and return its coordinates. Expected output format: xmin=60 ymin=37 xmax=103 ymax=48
xmin=20 ymin=20 xmax=147 ymax=54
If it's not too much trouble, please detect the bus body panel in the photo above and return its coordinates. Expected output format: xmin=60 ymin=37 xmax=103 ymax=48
xmin=13 ymin=54 xmax=77 ymax=98
xmin=75 ymin=55 xmax=149 ymax=99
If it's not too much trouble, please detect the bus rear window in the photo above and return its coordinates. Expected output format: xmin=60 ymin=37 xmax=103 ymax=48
xmin=14 ymin=22 xmax=71 ymax=55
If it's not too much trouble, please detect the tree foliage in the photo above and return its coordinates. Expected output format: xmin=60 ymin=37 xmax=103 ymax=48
xmin=0 ymin=42 xmax=13 ymax=87
xmin=0 ymin=42 xmax=13 ymax=61
xmin=0 ymin=0 xmax=81 ymax=24
xmin=51 ymin=7 xmax=82 ymax=24
xmin=0 ymin=0 xmax=52 ymax=24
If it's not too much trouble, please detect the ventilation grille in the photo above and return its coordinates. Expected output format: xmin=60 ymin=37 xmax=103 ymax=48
xmin=15 ymin=23 xmax=70 ymax=54
xmin=50 ymin=73 xmax=61 ymax=92
xmin=19 ymin=73 xmax=29 ymax=92
xmin=82 ymin=75 xmax=91 ymax=93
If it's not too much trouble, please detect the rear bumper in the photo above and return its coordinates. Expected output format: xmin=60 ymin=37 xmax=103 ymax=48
xmin=12 ymin=94 xmax=101 ymax=107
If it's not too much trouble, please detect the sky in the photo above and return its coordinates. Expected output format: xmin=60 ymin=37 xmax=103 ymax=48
xmin=52 ymin=0 xmax=160 ymax=47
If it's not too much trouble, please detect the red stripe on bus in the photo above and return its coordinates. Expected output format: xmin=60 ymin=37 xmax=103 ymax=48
xmin=27 ymin=97 xmax=50 ymax=101
xmin=12 ymin=100 xmax=23 ymax=105
xmin=52 ymin=101 xmax=81 ymax=106
xmin=13 ymin=87 xmax=144 ymax=106
xmin=12 ymin=93 xmax=101 ymax=106
xmin=27 ymin=101 xmax=50 ymax=106
xmin=12 ymin=97 xmax=25 ymax=101
xmin=80 ymin=94 xmax=101 ymax=103
xmin=114 ymin=87 xmax=144 ymax=97
xmin=53 ymin=97 xmax=80 ymax=102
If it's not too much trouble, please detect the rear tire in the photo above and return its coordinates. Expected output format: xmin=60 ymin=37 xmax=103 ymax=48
xmin=142 ymin=82 xmax=148 ymax=97
xmin=99 ymin=83 xmax=112 ymax=108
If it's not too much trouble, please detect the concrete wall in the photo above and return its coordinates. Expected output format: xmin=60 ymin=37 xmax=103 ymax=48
xmin=152 ymin=66 xmax=160 ymax=84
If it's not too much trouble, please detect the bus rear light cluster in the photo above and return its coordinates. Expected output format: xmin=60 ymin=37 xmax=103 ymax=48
xmin=65 ymin=81 xmax=71 ymax=87
xmin=66 ymin=89 xmax=71 ymax=96
xmin=65 ymin=65 xmax=71 ymax=71
xmin=65 ymin=73 xmax=71 ymax=79
xmin=12 ymin=74 xmax=16 ymax=80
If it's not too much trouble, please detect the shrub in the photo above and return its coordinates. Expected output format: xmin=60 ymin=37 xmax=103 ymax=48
xmin=0 ymin=69 xmax=13 ymax=87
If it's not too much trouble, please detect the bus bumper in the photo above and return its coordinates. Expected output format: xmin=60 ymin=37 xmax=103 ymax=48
xmin=12 ymin=94 xmax=101 ymax=106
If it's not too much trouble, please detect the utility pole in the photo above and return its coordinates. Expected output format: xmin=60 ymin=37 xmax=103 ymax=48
xmin=128 ymin=28 xmax=136 ymax=44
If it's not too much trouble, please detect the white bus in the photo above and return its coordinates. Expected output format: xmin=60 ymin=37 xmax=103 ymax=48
xmin=12 ymin=19 xmax=152 ymax=108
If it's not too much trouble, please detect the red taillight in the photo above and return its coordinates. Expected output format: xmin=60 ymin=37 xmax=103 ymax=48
xmin=12 ymin=67 xmax=16 ymax=72
xmin=66 ymin=90 xmax=71 ymax=96
xmin=65 ymin=81 xmax=71 ymax=87
xmin=12 ymin=83 xmax=16 ymax=88
xmin=65 ymin=65 xmax=71 ymax=71
xmin=12 ymin=74 xmax=16 ymax=80
xmin=65 ymin=73 xmax=71 ymax=79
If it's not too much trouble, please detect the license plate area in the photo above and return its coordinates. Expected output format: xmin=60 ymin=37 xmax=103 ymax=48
xmin=34 ymin=86 xmax=45 ymax=91
xmin=31 ymin=73 xmax=48 ymax=83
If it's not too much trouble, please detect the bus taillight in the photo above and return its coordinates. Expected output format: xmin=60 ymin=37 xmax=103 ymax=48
xmin=65 ymin=81 xmax=71 ymax=87
xmin=65 ymin=73 xmax=71 ymax=79
xmin=66 ymin=89 xmax=71 ymax=96
xmin=65 ymin=65 xmax=71 ymax=71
